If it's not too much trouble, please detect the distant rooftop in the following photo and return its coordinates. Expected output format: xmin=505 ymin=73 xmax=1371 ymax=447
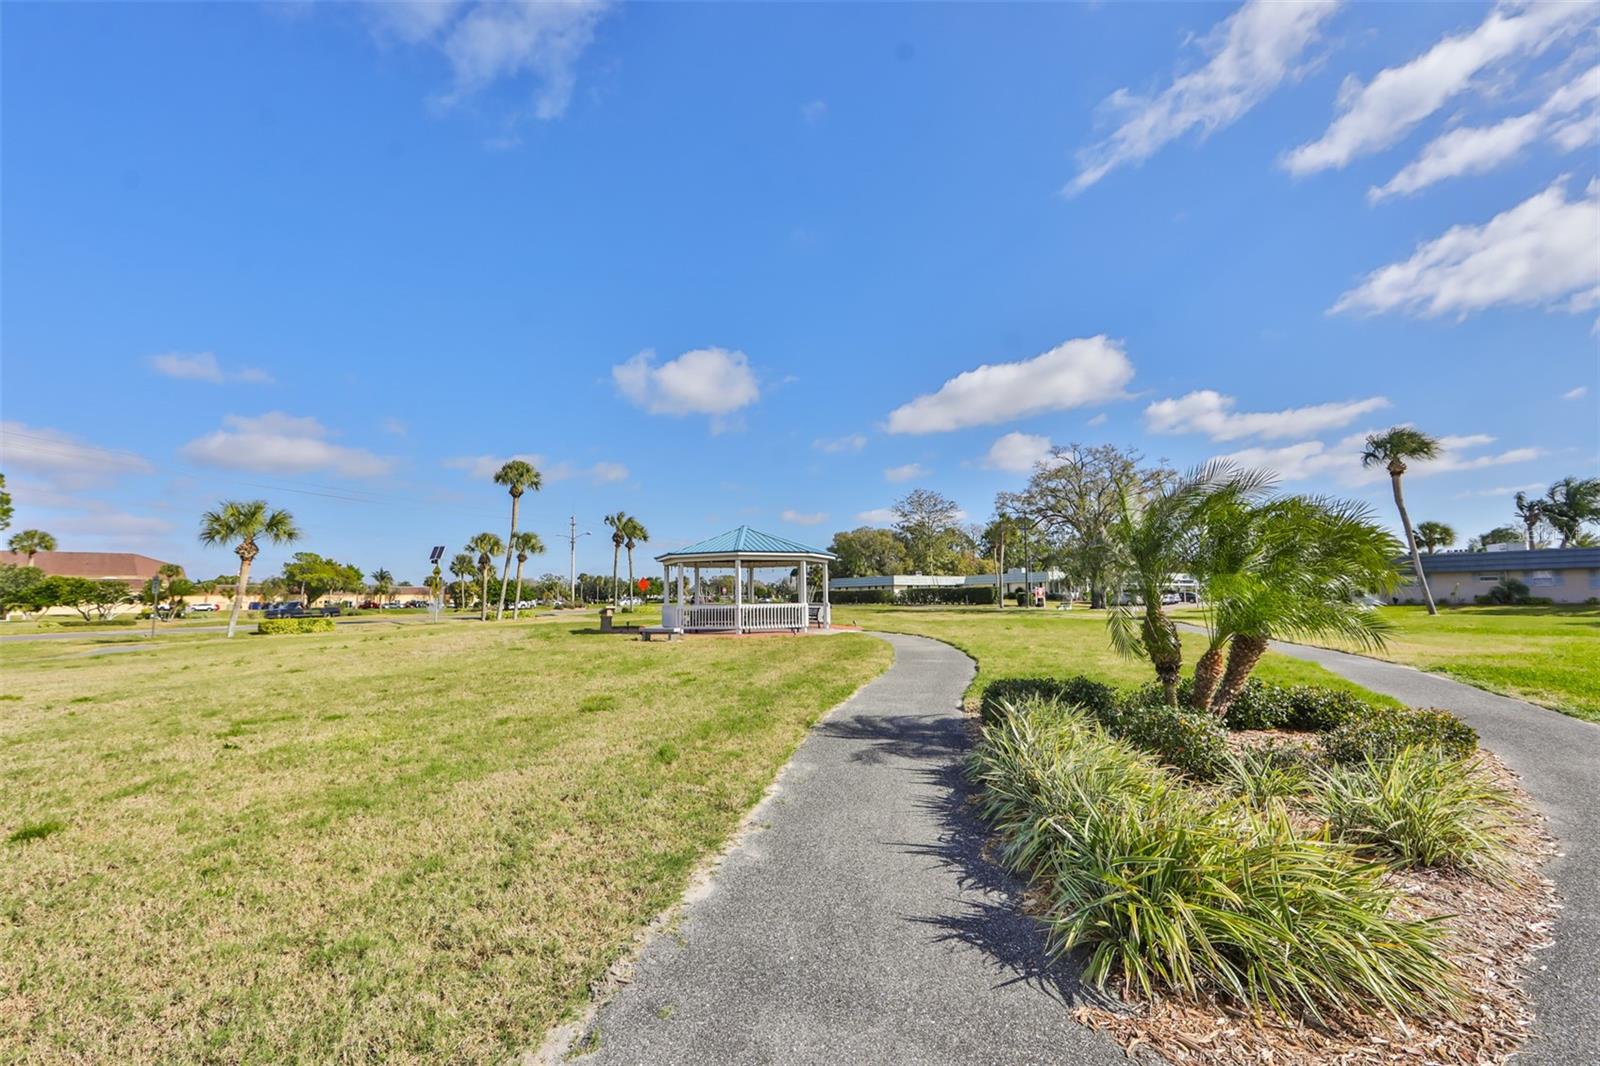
xmin=1408 ymin=547 xmax=1600 ymax=573
xmin=0 ymin=550 xmax=173 ymax=583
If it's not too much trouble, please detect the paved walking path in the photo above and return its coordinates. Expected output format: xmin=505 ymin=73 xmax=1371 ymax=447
xmin=570 ymin=633 xmax=1127 ymax=1066
xmin=1262 ymin=639 xmax=1599 ymax=1065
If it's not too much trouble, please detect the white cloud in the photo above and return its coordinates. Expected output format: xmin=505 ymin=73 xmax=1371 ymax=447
xmin=613 ymin=347 xmax=760 ymax=421
xmin=1087 ymin=413 xmax=1109 ymax=427
xmin=1332 ymin=176 xmax=1600 ymax=318
xmin=443 ymin=452 xmax=627 ymax=484
xmin=181 ymin=412 xmax=394 ymax=478
xmin=855 ymin=507 xmax=896 ymax=525
xmin=1455 ymin=481 xmax=1545 ymax=498
xmin=884 ymin=463 xmax=928 ymax=483
xmin=381 ymin=417 xmax=409 ymax=436
xmin=801 ymin=99 xmax=827 ymax=124
xmin=149 ymin=351 xmax=273 ymax=385
xmin=886 ymin=336 xmax=1134 ymax=434
xmin=1369 ymin=66 xmax=1600 ymax=201
xmin=1284 ymin=1 xmax=1596 ymax=175
xmin=0 ymin=421 xmax=153 ymax=489
xmin=1217 ymin=429 xmax=1541 ymax=484
xmin=1144 ymin=390 xmax=1390 ymax=441
xmin=780 ymin=509 xmax=827 ymax=526
xmin=51 ymin=510 xmax=176 ymax=538
xmin=981 ymin=431 xmax=1053 ymax=472
xmin=368 ymin=0 xmax=611 ymax=122
xmin=1067 ymin=0 xmax=1339 ymax=194
xmin=813 ymin=433 xmax=867 ymax=454
xmin=1562 ymin=385 xmax=1590 ymax=399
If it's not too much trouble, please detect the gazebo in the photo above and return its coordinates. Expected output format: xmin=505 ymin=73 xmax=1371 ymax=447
xmin=656 ymin=526 xmax=834 ymax=634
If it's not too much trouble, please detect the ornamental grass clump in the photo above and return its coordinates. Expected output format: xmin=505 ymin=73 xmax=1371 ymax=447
xmin=969 ymin=698 xmax=1460 ymax=1023
xmin=1218 ymin=745 xmax=1311 ymax=806
xmin=1312 ymin=746 xmax=1514 ymax=872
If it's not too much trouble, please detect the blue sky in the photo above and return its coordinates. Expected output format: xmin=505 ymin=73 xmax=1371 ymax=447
xmin=3 ymin=0 xmax=1597 ymax=581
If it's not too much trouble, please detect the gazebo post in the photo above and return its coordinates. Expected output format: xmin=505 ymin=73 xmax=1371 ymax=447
xmin=733 ymin=558 xmax=744 ymax=634
xmin=676 ymin=564 xmax=685 ymax=622
xmin=822 ymin=560 xmax=830 ymax=631
xmin=798 ymin=559 xmax=808 ymax=631
xmin=693 ymin=565 xmax=700 ymax=604
xmin=662 ymin=561 xmax=670 ymax=623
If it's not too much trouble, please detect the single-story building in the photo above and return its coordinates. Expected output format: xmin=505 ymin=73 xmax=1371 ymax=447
xmin=0 ymin=550 xmax=173 ymax=589
xmin=1394 ymin=547 xmax=1600 ymax=605
xmin=831 ymin=569 xmax=1074 ymax=598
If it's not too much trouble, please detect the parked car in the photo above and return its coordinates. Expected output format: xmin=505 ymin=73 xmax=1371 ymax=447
xmin=190 ymin=603 xmax=220 ymax=613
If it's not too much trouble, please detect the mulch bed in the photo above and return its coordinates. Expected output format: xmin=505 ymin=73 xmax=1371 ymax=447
xmin=1065 ymin=750 xmax=1558 ymax=1065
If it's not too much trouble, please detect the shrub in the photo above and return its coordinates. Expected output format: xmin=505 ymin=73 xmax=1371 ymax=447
xmin=968 ymin=700 xmax=1459 ymax=1022
xmin=1219 ymin=745 xmax=1312 ymax=806
xmin=979 ymin=675 xmax=1118 ymax=726
xmin=1321 ymin=706 xmax=1477 ymax=764
xmin=1223 ymin=680 xmax=1295 ymax=730
xmin=1285 ymin=686 xmax=1369 ymax=732
xmin=898 ymin=586 xmax=997 ymax=606
xmin=827 ymin=589 xmax=895 ymax=605
xmin=1474 ymin=578 xmax=1550 ymax=606
xmin=257 ymin=617 xmax=335 ymax=635
xmin=1311 ymin=746 xmax=1513 ymax=872
xmin=1105 ymin=700 xmax=1230 ymax=780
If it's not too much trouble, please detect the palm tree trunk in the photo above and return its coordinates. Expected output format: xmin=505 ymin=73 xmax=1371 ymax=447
xmin=480 ymin=567 xmax=489 ymax=622
xmin=497 ymin=497 xmax=519 ymax=620
xmin=1211 ymin=635 xmax=1269 ymax=715
xmin=226 ymin=552 xmax=254 ymax=639
xmin=1189 ymin=641 xmax=1226 ymax=713
xmin=1391 ymin=472 xmax=1436 ymax=615
xmin=1143 ymin=605 xmax=1182 ymax=706
xmin=513 ymin=560 xmax=525 ymax=620
xmin=626 ymin=547 xmax=635 ymax=612
xmin=611 ymin=545 xmax=620 ymax=605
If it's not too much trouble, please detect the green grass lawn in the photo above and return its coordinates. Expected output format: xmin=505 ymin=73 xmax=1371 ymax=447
xmin=1300 ymin=605 xmax=1600 ymax=723
xmin=0 ymin=618 xmax=890 ymax=1062
xmin=833 ymin=604 xmax=1394 ymax=707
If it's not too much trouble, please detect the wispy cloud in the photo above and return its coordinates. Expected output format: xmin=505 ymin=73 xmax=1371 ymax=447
xmin=980 ymin=431 xmax=1053 ymax=472
xmin=780 ymin=509 xmax=827 ymax=526
xmin=886 ymin=336 xmax=1133 ymax=434
xmin=442 ymin=452 xmax=628 ymax=484
xmin=884 ymin=463 xmax=928 ymax=483
xmin=1284 ymin=0 xmax=1596 ymax=175
xmin=1068 ymin=0 xmax=1339 ymax=194
xmin=149 ymin=351 xmax=273 ymax=385
xmin=1562 ymin=385 xmax=1590 ymax=400
xmin=181 ymin=412 xmax=393 ymax=478
xmin=813 ymin=433 xmax=867 ymax=454
xmin=1217 ymin=429 xmax=1541 ymax=485
xmin=365 ymin=0 xmax=612 ymax=125
xmin=613 ymin=347 xmax=760 ymax=426
xmin=801 ymin=99 xmax=827 ymax=124
xmin=1144 ymin=390 xmax=1389 ymax=441
xmin=855 ymin=507 xmax=897 ymax=525
xmin=0 ymin=421 xmax=153 ymax=490
xmin=1333 ymin=176 xmax=1600 ymax=318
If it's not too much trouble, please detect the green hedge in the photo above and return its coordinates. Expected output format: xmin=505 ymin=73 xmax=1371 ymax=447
xmin=257 ymin=617 xmax=335 ymax=635
xmin=1321 ymin=707 xmax=1478 ymax=764
xmin=828 ymin=589 xmax=895 ymax=605
xmin=898 ymin=586 xmax=997 ymax=606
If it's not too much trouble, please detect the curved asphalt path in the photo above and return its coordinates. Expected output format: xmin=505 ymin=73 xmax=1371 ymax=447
xmin=1261 ymin=639 xmax=1599 ymax=1065
xmin=569 ymin=633 xmax=1128 ymax=1066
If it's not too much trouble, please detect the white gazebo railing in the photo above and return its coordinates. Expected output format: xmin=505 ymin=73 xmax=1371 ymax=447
xmin=663 ymin=602 xmax=821 ymax=632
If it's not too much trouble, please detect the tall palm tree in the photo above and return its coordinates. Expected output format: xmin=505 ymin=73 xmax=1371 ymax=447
xmin=1360 ymin=427 xmax=1440 ymax=615
xmin=449 ymin=551 xmax=476 ymax=611
xmin=466 ymin=532 xmax=503 ymax=622
xmin=1107 ymin=461 xmax=1272 ymax=706
xmin=603 ymin=511 xmax=629 ymax=605
xmin=1414 ymin=521 xmax=1455 ymax=555
xmin=622 ymin=516 xmax=649 ymax=610
xmin=493 ymin=460 xmax=542 ymax=620
xmin=508 ymin=531 xmax=546 ymax=619
xmin=1513 ymin=491 xmax=1547 ymax=550
xmin=369 ymin=567 xmax=395 ymax=606
xmin=1540 ymin=477 xmax=1599 ymax=548
xmin=1203 ymin=497 xmax=1398 ymax=715
xmin=8 ymin=529 xmax=57 ymax=566
xmin=198 ymin=500 xmax=300 ymax=637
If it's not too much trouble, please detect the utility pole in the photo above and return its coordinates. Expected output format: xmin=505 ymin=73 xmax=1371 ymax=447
xmin=564 ymin=516 xmax=591 ymax=604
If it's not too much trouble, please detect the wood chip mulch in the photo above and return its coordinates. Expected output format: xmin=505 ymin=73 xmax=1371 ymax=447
xmin=1067 ymin=751 xmax=1559 ymax=1065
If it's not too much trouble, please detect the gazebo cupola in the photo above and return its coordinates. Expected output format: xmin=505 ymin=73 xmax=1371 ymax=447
xmin=655 ymin=526 xmax=835 ymax=634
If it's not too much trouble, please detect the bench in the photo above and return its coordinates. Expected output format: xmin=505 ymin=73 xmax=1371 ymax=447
xmin=639 ymin=626 xmax=683 ymax=642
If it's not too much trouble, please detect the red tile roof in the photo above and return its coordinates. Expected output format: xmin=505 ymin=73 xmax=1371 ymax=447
xmin=0 ymin=551 xmax=174 ymax=584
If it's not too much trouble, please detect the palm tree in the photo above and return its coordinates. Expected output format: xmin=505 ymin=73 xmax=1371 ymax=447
xmin=603 ymin=511 xmax=629 ymax=605
xmin=508 ymin=531 xmax=546 ymax=619
xmin=198 ymin=500 xmax=301 ymax=637
xmin=493 ymin=460 xmax=542 ymax=620
xmin=622 ymin=516 xmax=649 ymax=611
xmin=1542 ymin=477 xmax=1600 ymax=548
xmin=1513 ymin=491 xmax=1547 ymax=550
xmin=449 ymin=551 xmax=476 ymax=611
xmin=1107 ymin=461 xmax=1271 ymax=706
xmin=8 ymin=529 xmax=57 ymax=566
xmin=1203 ymin=497 xmax=1398 ymax=715
xmin=1414 ymin=521 xmax=1455 ymax=555
xmin=465 ymin=533 xmax=503 ymax=621
xmin=1360 ymin=427 xmax=1440 ymax=615
xmin=369 ymin=567 xmax=395 ymax=606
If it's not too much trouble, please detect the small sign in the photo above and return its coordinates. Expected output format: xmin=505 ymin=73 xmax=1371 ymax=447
xmin=637 ymin=577 xmax=649 ymax=591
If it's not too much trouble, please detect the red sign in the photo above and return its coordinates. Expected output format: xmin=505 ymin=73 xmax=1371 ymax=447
xmin=638 ymin=578 xmax=649 ymax=591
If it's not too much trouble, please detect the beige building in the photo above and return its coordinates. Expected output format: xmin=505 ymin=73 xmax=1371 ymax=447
xmin=1394 ymin=547 xmax=1600 ymax=605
